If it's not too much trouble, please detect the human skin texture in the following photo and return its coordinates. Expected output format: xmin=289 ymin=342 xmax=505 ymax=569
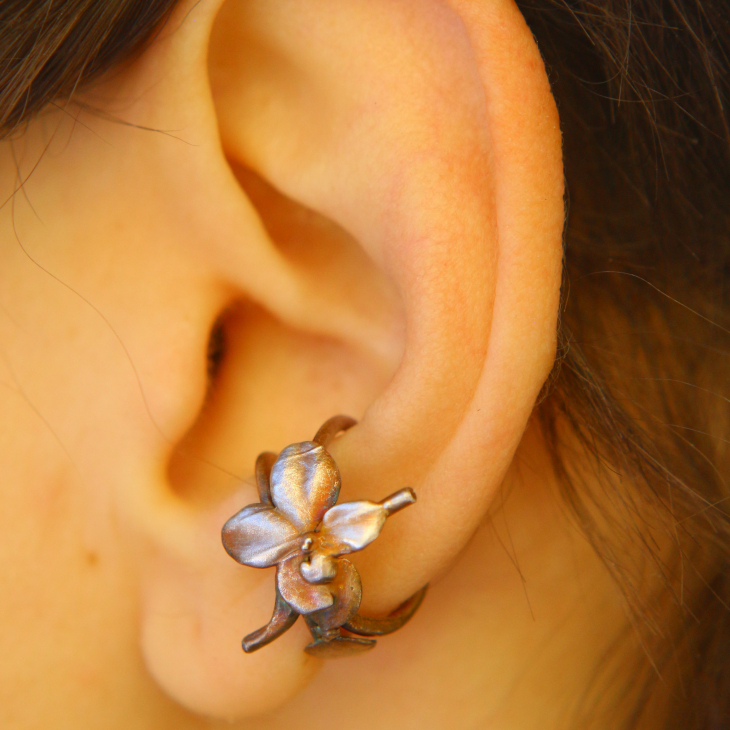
xmin=0 ymin=0 xmax=640 ymax=728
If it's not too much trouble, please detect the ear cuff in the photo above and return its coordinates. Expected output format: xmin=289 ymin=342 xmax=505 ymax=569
xmin=221 ymin=415 xmax=427 ymax=659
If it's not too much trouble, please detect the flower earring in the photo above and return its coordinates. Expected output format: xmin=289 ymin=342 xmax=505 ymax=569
xmin=221 ymin=415 xmax=427 ymax=658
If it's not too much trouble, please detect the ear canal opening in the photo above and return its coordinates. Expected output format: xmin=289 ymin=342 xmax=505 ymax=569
xmin=206 ymin=314 xmax=228 ymax=384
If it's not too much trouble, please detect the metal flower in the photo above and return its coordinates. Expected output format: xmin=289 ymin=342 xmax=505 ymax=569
xmin=221 ymin=416 xmax=426 ymax=658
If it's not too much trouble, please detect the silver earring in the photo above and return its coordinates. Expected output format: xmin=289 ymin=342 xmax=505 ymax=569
xmin=221 ymin=415 xmax=426 ymax=659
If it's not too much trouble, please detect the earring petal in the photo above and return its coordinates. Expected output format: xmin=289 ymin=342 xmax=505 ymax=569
xmin=321 ymin=501 xmax=388 ymax=554
xmin=222 ymin=504 xmax=301 ymax=568
xmin=270 ymin=442 xmax=341 ymax=531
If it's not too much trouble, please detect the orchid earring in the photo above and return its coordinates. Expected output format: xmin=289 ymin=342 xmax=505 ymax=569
xmin=221 ymin=415 xmax=427 ymax=658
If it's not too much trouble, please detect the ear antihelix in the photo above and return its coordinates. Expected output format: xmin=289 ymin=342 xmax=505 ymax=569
xmin=222 ymin=415 xmax=427 ymax=658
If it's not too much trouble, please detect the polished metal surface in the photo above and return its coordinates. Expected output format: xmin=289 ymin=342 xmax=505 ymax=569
xmin=344 ymin=584 xmax=428 ymax=636
xmin=222 ymin=415 xmax=426 ymax=658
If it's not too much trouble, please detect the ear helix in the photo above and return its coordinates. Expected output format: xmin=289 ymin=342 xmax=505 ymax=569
xmin=221 ymin=415 xmax=427 ymax=658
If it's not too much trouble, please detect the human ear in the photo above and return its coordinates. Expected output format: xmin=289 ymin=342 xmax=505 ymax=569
xmin=19 ymin=0 xmax=562 ymax=720
xmin=203 ymin=0 xmax=564 ymax=600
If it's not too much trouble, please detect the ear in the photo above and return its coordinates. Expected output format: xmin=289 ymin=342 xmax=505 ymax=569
xmin=80 ymin=0 xmax=562 ymax=720
xmin=205 ymin=0 xmax=564 ymax=595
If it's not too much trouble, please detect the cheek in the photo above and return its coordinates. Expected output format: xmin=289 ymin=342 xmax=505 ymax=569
xmin=0 ymin=121 xmax=230 ymax=720
xmin=0 ymin=384 xmax=141 ymax=718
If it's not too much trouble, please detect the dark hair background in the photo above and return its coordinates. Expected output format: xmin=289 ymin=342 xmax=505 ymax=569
xmin=0 ymin=0 xmax=178 ymax=132
xmin=1 ymin=1 xmax=729 ymax=728
xmin=523 ymin=4 xmax=730 ymax=727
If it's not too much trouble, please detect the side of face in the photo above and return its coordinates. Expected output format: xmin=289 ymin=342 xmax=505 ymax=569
xmin=0 ymin=0 xmax=568 ymax=725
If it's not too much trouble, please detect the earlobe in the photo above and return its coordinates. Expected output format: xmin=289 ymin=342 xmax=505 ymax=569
xmin=128 ymin=0 xmax=563 ymax=720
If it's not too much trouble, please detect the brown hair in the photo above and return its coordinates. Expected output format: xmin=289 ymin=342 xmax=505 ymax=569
xmin=1 ymin=1 xmax=729 ymax=728
xmin=0 ymin=0 xmax=177 ymax=132
xmin=523 ymin=3 xmax=730 ymax=727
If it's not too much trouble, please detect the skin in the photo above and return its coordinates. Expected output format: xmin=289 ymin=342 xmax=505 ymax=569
xmin=0 ymin=0 xmax=653 ymax=727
